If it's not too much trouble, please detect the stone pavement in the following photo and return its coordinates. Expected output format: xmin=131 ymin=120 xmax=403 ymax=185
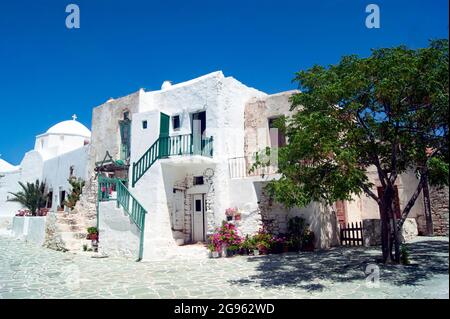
xmin=0 ymin=236 xmax=448 ymax=299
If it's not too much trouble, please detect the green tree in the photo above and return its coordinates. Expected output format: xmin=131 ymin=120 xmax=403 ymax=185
xmin=64 ymin=177 xmax=85 ymax=210
xmin=8 ymin=180 xmax=48 ymax=216
xmin=261 ymin=40 xmax=449 ymax=263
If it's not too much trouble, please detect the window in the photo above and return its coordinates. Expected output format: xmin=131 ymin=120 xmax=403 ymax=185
xmin=268 ymin=117 xmax=286 ymax=147
xmin=193 ymin=176 xmax=204 ymax=185
xmin=142 ymin=120 xmax=148 ymax=129
xmin=195 ymin=199 xmax=202 ymax=212
xmin=172 ymin=115 xmax=181 ymax=131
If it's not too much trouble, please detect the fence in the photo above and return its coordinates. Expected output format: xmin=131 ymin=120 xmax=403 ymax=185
xmin=340 ymin=222 xmax=364 ymax=246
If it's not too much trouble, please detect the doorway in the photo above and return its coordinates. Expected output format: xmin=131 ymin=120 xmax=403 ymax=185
xmin=192 ymin=111 xmax=206 ymax=155
xmin=159 ymin=112 xmax=170 ymax=157
xmin=192 ymin=194 xmax=206 ymax=242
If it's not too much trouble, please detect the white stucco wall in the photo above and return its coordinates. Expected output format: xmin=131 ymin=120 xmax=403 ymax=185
xmin=42 ymin=145 xmax=90 ymax=210
xmin=346 ymin=167 xmax=425 ymax=224
xmin=0 ymin=169 xmax=22 ymax=228
xmin=35 ymin=134 xmax=88 ymax=160
xmin=228 ymin=177 xmax=340 ymax=249
xmin=11 ymin=216 xmax=47 ymax=246
xmin=127 ymin=72 xmax=268 ymax=260
xmin=98 ymin=201 xmax=140 ymax=259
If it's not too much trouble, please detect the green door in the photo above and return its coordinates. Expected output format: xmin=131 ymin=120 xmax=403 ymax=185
xmin=159 ymin=113 xmax=170 ymax=158
xmin=119 ymin=119 xmax=131 ymax=160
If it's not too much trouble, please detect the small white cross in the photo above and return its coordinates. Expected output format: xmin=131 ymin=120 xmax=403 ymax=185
xmin=72 ymin=114 xmax=78 ymax=121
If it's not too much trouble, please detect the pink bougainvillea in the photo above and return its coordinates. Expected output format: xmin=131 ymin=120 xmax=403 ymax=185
xmin=209 ymin=221 xmax=242 ymax=252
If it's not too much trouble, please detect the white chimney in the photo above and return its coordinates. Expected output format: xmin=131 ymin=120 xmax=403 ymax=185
xmin=161 ymin=80 xmax=172 ymax=90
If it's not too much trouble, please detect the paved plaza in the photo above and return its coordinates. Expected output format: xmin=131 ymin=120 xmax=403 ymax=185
xmin=0 ymin=236 xmax=448 ymax=299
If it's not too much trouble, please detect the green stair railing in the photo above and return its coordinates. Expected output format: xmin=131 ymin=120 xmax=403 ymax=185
xmin=97 ymin=176 xmax=147 ymax=261
xmin=132 ymin=134 xmax=213 ymax=187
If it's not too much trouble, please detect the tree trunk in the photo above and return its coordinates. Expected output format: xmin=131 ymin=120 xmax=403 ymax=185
xmin=390 ymin=209 xmax=401 ymax=263
xmin=380 ymin=186 xmax=400 ymax=263
xmin=422 ymin=174 xmax=434 ymax=236
xmin=379 ymin=202 xmax=393 ymax=263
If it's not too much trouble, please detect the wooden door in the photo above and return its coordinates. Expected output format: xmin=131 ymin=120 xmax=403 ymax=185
xmin=159 ymin=113 xmax=170 ymax=157
xmin=192 ymin=194 xmax=205 ymax=242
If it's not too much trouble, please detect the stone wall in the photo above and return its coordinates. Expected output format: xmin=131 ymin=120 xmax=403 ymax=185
xmin=173 ymin=173 xmax=216 ymax=243
xmin=244 ymin=91 xmax=298 ymax=158
xmin=417 ymin=185 xmax=449 ymax=236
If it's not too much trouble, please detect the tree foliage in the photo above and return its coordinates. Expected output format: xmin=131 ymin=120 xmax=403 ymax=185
xmin=8 ymin=180 xmax=48 ymax=216
xmin=65 ymin=177 xmax=85 ymax=210
xmin=263 ymin=39 xmax=449 ymax=263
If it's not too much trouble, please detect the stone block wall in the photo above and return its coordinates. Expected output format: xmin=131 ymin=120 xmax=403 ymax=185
xmin=416 ymin=185 xmax=449 ymax=236
xmin=173 ymin=173 xmax=216 ymax=243
xmin=430 ymin=186 xmax=449 ymax=236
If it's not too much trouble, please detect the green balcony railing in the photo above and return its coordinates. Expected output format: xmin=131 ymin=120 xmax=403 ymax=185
xmin=132 ymin=134 xmax=213 ymax=187
xmin=97 ymin=176 xmax=147 ymax=261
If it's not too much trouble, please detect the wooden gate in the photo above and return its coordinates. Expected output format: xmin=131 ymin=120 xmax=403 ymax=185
xmin=340 ymin=222 xmax=364 ymax=246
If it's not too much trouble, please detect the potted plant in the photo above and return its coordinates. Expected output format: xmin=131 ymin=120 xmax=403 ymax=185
xmin=301 ymin=230 xmax=315 ymax=252
xmin=239 ymin=235 xmax=253 ymax=255
xmin=225 ymin=207 xmax=237 ymax=221
xmin=257 ymin=242 xmax=269 ymax=255
xmin=210 ymin=221 xmax=243 ymax=258
xmin=271 ymin=235 xmax=286 ymax=254
xmin=86 ymin=227 xmax=98 ymax=241
xmin=227 ymin=245 xmax=239 ymax=256
xmin=234 ymin=210 xmax=241 ymax=221
xmin=207 ymin=243 xmax=215 ymax=258
xmin=287 ymin=217 xmax=307 ymax=252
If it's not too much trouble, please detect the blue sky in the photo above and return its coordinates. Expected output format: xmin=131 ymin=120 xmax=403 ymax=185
xmin=0 ymin=0 xmax=448 ymax=164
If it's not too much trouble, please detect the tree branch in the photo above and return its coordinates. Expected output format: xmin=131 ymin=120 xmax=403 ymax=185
xmin=397 ymin=174 xmax=425 ymax=230
xmin=362 ymin=184 xmax=380 ymax=205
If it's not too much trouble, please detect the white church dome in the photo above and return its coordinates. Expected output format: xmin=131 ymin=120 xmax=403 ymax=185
xmin=46 ymin=117 xmax=91 ymax=138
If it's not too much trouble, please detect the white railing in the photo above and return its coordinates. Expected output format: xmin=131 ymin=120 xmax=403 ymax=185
xmin=227 ymin=156 xmax=278 ymax=179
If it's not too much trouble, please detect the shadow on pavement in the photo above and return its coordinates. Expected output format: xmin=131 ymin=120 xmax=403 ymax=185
xmin=229 ymin=238 xmax=449 ymax=290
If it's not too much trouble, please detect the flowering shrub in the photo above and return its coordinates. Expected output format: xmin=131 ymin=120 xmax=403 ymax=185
xmin=37 ymin=208 xmax=49 ymax=216
xmin=16 ymin=209 xmax=48 ymax=217
xmin=15 ymin=210 xmax=30 ymax=217
xmin=209 ymin=221 xmax=243 ymax=252
xmin=225 ymin=207 xmax=237 ymax=217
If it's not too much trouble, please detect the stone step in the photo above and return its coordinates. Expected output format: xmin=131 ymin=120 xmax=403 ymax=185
xmin=56 ymin=223 xmax=84 ymax=233
xmin=56 ymin=217 xmax=78 ymax=225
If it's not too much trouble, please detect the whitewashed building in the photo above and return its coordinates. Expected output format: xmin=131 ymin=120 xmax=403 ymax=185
xmin=0 ymin=117 xmax=91 ymax=236
xmin=2 ymin=71 xmax=442 ymax=261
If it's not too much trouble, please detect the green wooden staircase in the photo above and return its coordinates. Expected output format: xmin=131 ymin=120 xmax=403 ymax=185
xmin=97 ymin=176 xmax=147 ymax=261
xmin=131 ymin=133 xmax=213 ymax=187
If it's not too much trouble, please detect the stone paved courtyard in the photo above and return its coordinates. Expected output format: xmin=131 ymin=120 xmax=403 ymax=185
xmin=0 ymin=236 xmax=448 ymax=299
